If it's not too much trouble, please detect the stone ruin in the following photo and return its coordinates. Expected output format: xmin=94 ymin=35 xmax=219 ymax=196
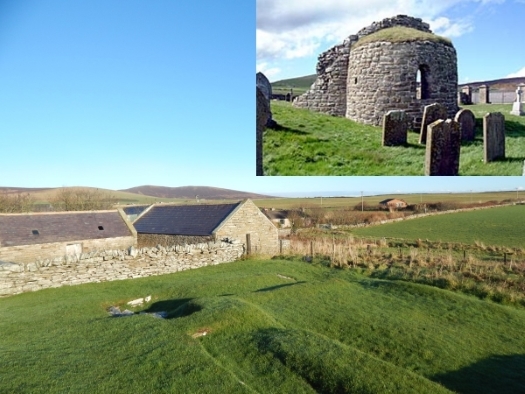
xmin=293 ymin=15 xmax=458 ymax=129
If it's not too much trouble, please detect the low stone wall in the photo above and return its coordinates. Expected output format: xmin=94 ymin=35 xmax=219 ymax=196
xmin=137 ymin=234 xmax=214 ymax=248
xmin=0 ymin=239 xmax=244 ymax=297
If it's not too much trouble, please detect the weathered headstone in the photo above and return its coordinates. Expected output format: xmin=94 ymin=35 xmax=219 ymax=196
xmin=256 ymin=87 xmax=270 ymax=176
xmin=425 ymin=119 xmax=461 ymax=176
xmin=478 ymin=85 xmax=490 ymax=104
xmin=382 ymin=110 xmax=408 ymax=146
xmin=256 ymin=72 xmax=274 ymax=127
xmin=510 ymin=84 xmax=524 ymax=116
xmin=419 ymin=103 xmax=447 ymax=144
xmin=454 ymin=109 xmax=476 ymax=141
xmin=483 ymin=112 xmax=505 ymax=162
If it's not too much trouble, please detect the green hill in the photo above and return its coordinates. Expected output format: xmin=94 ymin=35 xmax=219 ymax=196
xmin=1 ymin=258 xmax=525 ymax=393
xmin=271 ymin=74 xmax=316 ymax=96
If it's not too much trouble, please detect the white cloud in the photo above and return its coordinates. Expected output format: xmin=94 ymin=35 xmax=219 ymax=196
xmin=428 ymin=16 xmax=474 ymax=37
xmin=256 ymin=62 xmax=282 ymax=79
xmin=256 ymin=0 xmax=500 ymax=63
xmin=506 ymin=66 xmax=525 ymax=78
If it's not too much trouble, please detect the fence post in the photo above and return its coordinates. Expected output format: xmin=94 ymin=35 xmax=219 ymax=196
xmin=246 ymin=234 xmax=251 ymax=255
xmin=279 ymin=239 xmax=283 ymax=255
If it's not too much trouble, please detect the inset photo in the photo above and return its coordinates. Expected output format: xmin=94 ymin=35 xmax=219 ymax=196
xmin=256 ymin=2 xmax=525 ymax=176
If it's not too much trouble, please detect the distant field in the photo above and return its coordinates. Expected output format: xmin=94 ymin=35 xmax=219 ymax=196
xmin=253 ymin=191 xmax=521 ymax=209
xmin=2 ymin=259 xmax=525 ymax=393
xmin=352 ymin=204 xmax=525 ymax=248
xmin=264 ymin=102 xmax=525 ymax=175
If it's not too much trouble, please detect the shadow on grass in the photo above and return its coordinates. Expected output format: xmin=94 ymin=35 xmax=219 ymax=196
xmin=505 ymin=120 xmax=525 ymax=138
xmin=432 ymin=354 xmax=525 ymax=394
xmin=268 ymin=123 xmax=309 ymax=135
xmin=143 ymin=298 xmax=201 ymax=320
xmin=254 ymin=281 xmax=306 ymax=293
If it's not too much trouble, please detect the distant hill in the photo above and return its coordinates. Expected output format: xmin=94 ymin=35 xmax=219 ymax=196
xmin=119 ymin=185 xmax=275 ymax=200
xmin=273 ymin=74 xmax=525 ymax=93
xmin=271 ymin=74 xmax=317 ymax=96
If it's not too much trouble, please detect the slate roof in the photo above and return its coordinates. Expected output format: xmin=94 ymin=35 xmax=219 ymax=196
xmin=0 ymin=211 xmax=132 ymax=247
xmin=122 ymin=205 xmax=149 ymax=216
xmin=134 ymin=203 xmax=241 ymax=236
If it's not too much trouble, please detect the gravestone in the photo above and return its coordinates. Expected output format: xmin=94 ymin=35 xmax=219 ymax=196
xmin=419 ymin=103 xmax=447 ymax=144
xmin=382 ymin=110 xmax=408 ymax=146
xmin=454 ymin=109 xmax=476 ymax=141
xmin=483 ymin=112 xmax=505 ymax=162
xmin=256 ymin=87 xmax=270 ymax=176
xmin=510 ymin=84 xmax=524 ymax=116
xmin=256 ymin=72 xmax=274 ymax=127
xmin=425 ymin=119 xmax=461 ymax=176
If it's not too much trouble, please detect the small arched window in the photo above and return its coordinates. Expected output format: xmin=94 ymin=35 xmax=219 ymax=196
xmin=416 ymin=65 xmax=431 ymax=100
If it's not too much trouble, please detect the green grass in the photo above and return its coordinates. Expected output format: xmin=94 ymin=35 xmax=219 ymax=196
xmin=353 ymin=27 xmax=452 ymax=48
xmin=253 ymin=191 xmax=521 ymax=209
xmin=264 ymin=101 xmax=525 ymax=175
xmin=352 ymin=204 xmax=525 ymax=248
xmin=2 ymin=259 xmax=525 ymax=393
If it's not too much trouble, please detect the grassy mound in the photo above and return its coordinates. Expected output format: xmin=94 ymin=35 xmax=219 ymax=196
xmin=354 ymin=26 xmax=452 ymax=48
xmin=2 ymin=259 xmax=525 ymax=393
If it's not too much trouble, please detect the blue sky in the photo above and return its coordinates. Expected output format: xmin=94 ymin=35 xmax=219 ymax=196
xmin=0 ymin=1 xmax=523 ymax=198
xmin=0 ymin=0 xmax=254 ymax=190
xmin=257 ymin=0 xmax=525 ymax=84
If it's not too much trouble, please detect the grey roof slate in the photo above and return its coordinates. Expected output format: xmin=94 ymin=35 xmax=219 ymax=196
xmin=134 ymin=203 xmax=241 ymax=236
xmin=0 ymin=211 xmax=132 ymax=247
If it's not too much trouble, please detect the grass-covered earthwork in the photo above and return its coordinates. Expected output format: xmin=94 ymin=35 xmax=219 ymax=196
xmin=2 ymin=259 xmax=525 ymax=393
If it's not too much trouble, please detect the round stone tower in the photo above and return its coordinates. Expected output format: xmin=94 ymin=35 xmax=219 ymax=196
xmin=346 ymin=24 xmax=458 ymax=127
xmin=293 ymin=15 xmax=458 ymax=129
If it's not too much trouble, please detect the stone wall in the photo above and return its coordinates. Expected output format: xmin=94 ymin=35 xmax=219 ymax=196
xmin=0 ymin=239 xmax=244 ymax=297
xmin=215 ymin=199 xmax=279 ymax=256
xmin=0 ymin=236 xmax=136 ymax=265
xmin=138 ymin=234 xmax=214 ymax=248
xmin=346 ymin=41 xmax=457 ymax=126
xmin=293 ymin=15 xmax=457 ymax=127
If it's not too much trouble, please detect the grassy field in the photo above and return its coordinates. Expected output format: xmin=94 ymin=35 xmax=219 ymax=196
xmin=263 ymin=102 xmax=525 ymax=175
xmin=2 ymin=259 xmax=525 ymax=393
xmin=351 ymin=204 xmax=525 ymax=249
xmin=253 ymin=191 xmax=522 ymax=209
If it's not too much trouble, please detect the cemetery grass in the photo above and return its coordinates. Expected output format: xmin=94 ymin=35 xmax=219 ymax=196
xmin=351 ymin=204 xmax=525 ymax=249
xmin=264 ymin=102 xmax=525 ymax=175
xmin=3 ymin=261 xmax=525 ymax=393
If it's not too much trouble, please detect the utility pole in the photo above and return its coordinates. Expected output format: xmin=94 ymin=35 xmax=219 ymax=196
xmin=361 ymin=191 xmax=363 ymax=212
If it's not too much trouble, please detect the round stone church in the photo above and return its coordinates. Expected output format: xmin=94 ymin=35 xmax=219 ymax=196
xmin=294 ymin=15 xmax=458 ymax=128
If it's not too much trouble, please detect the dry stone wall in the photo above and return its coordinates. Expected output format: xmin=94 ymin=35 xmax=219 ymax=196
xmin=0 ymin=236 xmax=136 ymax=265
xmin=0 ymin=239 xmax=244 ymax=297
xmin=347 ymin=41 xmax=457 ymax=127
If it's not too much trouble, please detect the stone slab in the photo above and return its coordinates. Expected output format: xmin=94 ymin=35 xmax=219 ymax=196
xmin=483 ymin=112 xmax=505 ymax=163
xmin=425 ymin=119 xmax=461 ymax=175
xmin=419 ymin=103 xmax=447 ymax=144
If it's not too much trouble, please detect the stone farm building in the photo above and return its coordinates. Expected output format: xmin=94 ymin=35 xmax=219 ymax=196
xmin=293 ymin=15 xmax=458 ymax=128
xmin=0 ymin=210 xmax=136 ymax=264
xmin=379 ymin=198 xmax=408 ymax=210
xmin=263 ymin=209 xmax=293 ymax=228
xmin=133 ymin=199 xmax=279 ymax=255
